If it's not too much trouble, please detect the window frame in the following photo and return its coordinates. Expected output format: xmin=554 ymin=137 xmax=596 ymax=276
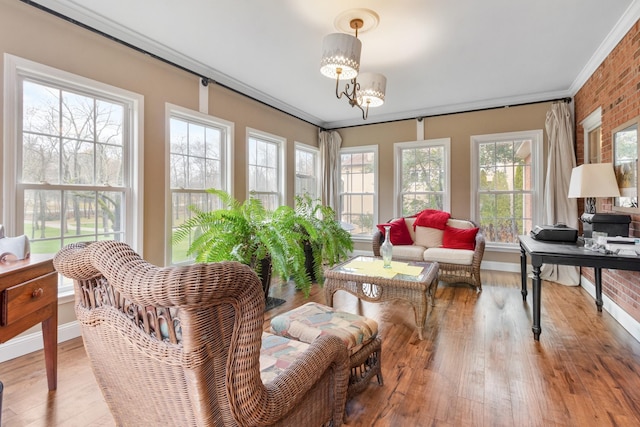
xmin=246 ymin=128 xmax=286 ymax=209
xmin=470 ymin=130 xmax=544 ymax=251
xmin=294 ymin=141 xmax=321 ymax=202
xmin=394 ymin=138 xmax=451 ymax=217
xmin=339 ymin=145 xmax=379 ymax=241
xmin=582 ymin=107 xmax=602 ymax=164
xmin=3 ymin=54 xmax=144 ymax=294
xmin=164 ymin=103 xmax=234 ymax=265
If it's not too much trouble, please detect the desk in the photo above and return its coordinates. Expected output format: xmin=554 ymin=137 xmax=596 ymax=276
xmin=519 ymin=235 xmax=640 ymax=341
xmin=0 ymin=255 xmax=57 ymax=390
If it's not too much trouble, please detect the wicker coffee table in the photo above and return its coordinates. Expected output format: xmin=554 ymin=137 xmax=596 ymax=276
xmin=324 ymin=256 xmax=439 ymax=340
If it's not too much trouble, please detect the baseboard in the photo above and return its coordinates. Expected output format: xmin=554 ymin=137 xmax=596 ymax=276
xmin=579 ymin=276 xmax=640 ymax=343
xmin=0 ymin=321 xmax=81 ymax=363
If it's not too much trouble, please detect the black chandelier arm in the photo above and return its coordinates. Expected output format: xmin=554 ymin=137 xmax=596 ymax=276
xmin=334 ymin=77 xmax=368 ymax=119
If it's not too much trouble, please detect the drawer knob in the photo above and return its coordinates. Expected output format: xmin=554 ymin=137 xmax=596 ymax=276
xmin=32 ymin=288 xmax=44 ymax=298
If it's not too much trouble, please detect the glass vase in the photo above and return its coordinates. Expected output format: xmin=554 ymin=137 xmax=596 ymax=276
xmin=381 ymin=225 xmax=393 ymax=268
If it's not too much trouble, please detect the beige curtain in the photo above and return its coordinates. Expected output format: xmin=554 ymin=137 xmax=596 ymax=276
xmin=540 ymin=101 xmax=580 ymax=286
xmin=319 ymin=129 xmax=342 ymax=213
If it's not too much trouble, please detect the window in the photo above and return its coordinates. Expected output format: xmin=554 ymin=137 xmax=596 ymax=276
xmin=339 ymin=146 xmax=378 ymax=238
xmin=582 ymin=107 xmax=602 ymax=164
xmin=395 ymin=139 xmax=450 ymax=216
xmin=3 ymin=55 xmax=143 ymax=293
xmin=167 ymin=105 xmax=233 ymax=264
xmin=471 ymin=130 xmax=543 ymax=248
xmin=294 ymin=142 xmax=320 ymax=201
xmin=247 ymin=129 xmax=285 ymax=210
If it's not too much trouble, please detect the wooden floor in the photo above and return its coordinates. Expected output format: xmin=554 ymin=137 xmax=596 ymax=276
xmin=2 ymin=270 xmax=640 ymax=426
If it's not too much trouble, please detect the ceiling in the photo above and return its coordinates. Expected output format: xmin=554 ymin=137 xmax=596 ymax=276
xmin=29 ymin=0 xmax=640 ymax=129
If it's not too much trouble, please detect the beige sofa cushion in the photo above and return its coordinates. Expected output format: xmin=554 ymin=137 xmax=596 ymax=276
xmin=446 ymin=218 xmax=475 ymax=229
xmin=404 ymin=217 xmax=417 ymax=242
xmin=414 ymin=226 xmax=444 ymax=248
xmin=423 ymin=247 xmax=474 ymax=265
xmin=392 ymin=244 xmax=425 ymax=261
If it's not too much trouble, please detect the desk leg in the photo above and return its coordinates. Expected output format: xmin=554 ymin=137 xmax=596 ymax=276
xmin=42 ymin=306 xmax=58 ymax=390
xmin=594 ymin=267 xmax=603 ymax=312
xmin=520 ymin=243 xmax=528 ymax=300
xmin=532 ymin=263 xmax=542 ymax=341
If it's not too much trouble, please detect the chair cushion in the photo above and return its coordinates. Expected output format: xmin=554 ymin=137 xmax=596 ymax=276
xmin=270 ymin=302 xmax=378 ymax=356
xmin=423 ymin=247 xmax=474 ymax=265
xmin=260 ymin=332 xmax=310 ymax=384
xmin=376 ymin=217 xmax=413 ymax=245
xmin=414 ymin=226 xmax=444 ymax=248
xmin=442 ymin=225 xmax=479 ymax=250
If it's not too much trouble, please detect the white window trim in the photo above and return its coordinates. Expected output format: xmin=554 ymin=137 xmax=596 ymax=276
xmin=294 ymin=141 xmax=321 ymax=201
xmin=3 ymin=54 xmax=144 ymax=296
xmin=246 ymin=127 xmax=286 ymax=205
xmin=470 ymin=130 xmax=544 ymax=252
xmin=393 ymin=138 xmax=451 ymax=217
xmin=164 ymin=103 xmax=234 ymax=265
xmin=582 ymin=107 xmax=602 ymax=164
xmin=339 ymin=144 xmax=379 ymax=242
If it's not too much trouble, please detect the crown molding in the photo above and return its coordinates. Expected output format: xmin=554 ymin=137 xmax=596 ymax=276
xmin=26 ymin=0 xmax=325 ymax=127
xmin=569 ymin=0 xmax=640 ymax=95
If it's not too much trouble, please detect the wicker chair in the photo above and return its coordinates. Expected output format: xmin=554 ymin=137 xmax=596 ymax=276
xmin=373 ymin=218 xmax=485 ymax=290
xmin=54 ymin=241 xmax=350 ymax=427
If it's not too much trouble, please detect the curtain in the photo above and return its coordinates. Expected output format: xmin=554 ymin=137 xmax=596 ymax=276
xmin=540 ymin=101 xmax=580 ymax=286
xmin=319 ymin=129 xmax=342 ymax=214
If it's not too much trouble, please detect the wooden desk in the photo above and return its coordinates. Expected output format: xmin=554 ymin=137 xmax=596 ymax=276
xmin=519 ymin=235 xmax=640 ymax=342
xmin=0 ymin=255 xmax=57 ymax=390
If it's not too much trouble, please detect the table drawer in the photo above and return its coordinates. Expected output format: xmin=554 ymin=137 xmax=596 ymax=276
xmin=1 ymin=271 xmax=57 ymax=326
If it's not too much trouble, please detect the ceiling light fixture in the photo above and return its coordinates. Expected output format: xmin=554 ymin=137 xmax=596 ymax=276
xmin=320 ymin=12 xmax=386 ymax=120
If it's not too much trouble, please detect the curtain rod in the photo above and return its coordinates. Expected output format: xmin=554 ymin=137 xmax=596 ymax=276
xmin=20 ymin=0 xmax=319 ymax=127
xmin=330 ymin=97 xmax=573 ymax=130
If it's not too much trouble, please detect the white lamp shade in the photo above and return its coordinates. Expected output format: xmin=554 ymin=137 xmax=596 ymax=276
xmin=568 ymin=163 xmax=621 ymax=198
xmin=320 ymin=33 xmax=361 ymax=80
xmin=357 ymin=72 xmax=386 ymax=107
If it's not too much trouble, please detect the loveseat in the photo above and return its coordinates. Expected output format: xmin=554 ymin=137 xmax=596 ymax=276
xmin=373 ymin=210 xmax=485 ymax=290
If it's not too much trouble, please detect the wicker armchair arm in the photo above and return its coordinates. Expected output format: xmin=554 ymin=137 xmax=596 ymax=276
xmin=232 ymin=334 xmax=350 ymax=425
xmin=54 ymin=240 xmax=262 ymax=308
xmin=473 ymin=229 xmax=486 ymax=263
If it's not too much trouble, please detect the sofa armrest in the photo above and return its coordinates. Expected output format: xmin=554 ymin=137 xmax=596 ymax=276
xmin=372 ymin=229 xmax=384 ymax=256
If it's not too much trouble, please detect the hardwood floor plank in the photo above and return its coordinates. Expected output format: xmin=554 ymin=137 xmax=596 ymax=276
xmin=3 ymin=270 xmax=640 ymax=426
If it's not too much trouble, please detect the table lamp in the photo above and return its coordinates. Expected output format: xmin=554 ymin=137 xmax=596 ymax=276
xmin=567 ymin=163 xmax=630 ymax=237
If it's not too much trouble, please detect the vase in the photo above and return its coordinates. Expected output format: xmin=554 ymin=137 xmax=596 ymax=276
xmin=381 ymin=225 xmax=393 ymax=268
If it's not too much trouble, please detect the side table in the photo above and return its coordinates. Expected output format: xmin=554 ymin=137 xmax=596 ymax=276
xmin=0 ymin=255 xmax=58 ymax=390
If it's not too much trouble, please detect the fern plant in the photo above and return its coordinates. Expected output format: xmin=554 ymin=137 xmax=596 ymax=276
xmin=294 ymin=195 xmax=354 ymax=285
xmin=172 ymin=189 xmax=318 ymax=296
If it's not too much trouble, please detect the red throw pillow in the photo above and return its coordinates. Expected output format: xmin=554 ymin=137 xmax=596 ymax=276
xmin=413 ymin=209 xmax=451 ymax=230
xmin=376 ymin=218 xmax=414 ymax=245
xmin=442 ymin=226 xmax=479 ymax=250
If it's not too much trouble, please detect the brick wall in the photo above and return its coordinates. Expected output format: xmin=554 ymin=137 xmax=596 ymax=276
xmin=574 ymin=20 xmax=640 ymax=322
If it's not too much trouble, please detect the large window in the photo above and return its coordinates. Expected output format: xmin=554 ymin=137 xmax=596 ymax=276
xmin=247 ymin=129 xmax=285 ymax=210
xmin=471 ymin=130 xmax=543 ymax=248
xmin=294 ymin=142 xmax=320 ymax=201
xmin=3 ymin=54 xmax=143 ymax=293
xmin=339 ymin=146 xmax=378 ymax=238
xmin=167 ymin=105 xmax=232 ymax=264
xmin=395 ymin=139 xmax=450 ymax=216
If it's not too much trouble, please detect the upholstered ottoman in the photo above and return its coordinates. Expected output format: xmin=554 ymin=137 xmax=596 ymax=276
xmin=270 ymin=302 xmax=383 ymax=397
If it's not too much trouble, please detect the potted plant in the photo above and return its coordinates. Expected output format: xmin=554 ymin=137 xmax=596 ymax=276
xmin=172 ymin=189 xmax=318 ymax=297
xmin=294 ymin=195 xmax=354 ymax=285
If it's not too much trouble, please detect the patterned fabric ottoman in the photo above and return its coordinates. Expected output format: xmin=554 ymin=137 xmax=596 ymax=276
xmin=270 ymin=302 xmax=383 ymax=397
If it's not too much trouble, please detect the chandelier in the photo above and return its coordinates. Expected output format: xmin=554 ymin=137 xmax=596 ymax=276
xmin=320 ymin=11 xmax=386 ymax=120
